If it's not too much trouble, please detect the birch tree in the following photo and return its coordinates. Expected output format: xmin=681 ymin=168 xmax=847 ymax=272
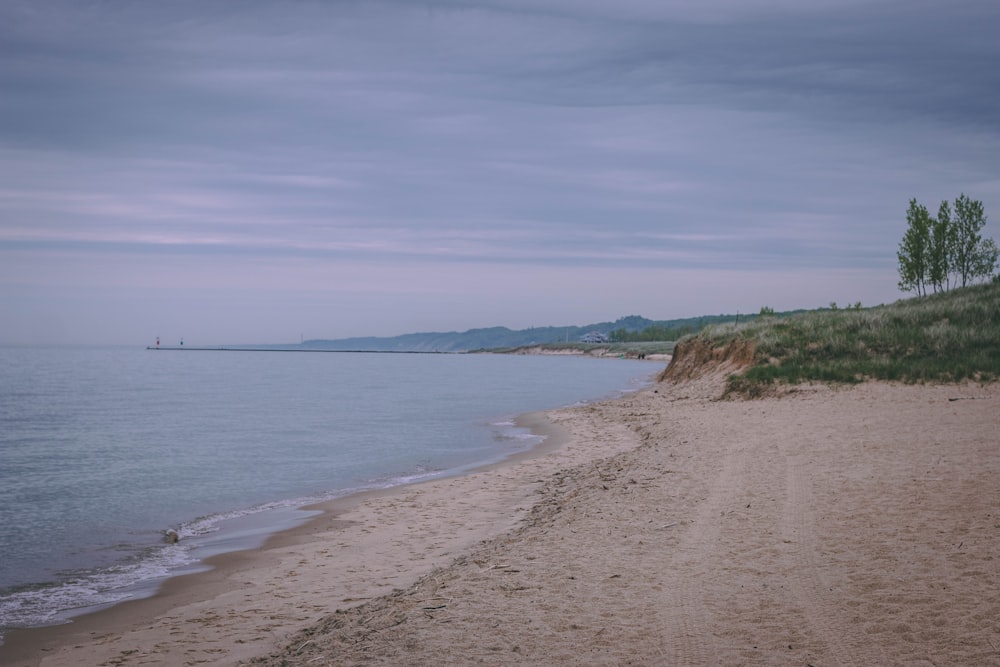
xmin=898 ymin=198 xmax=932 ymax=296
xmin=951 ymin=193 xmax=998 ymax=287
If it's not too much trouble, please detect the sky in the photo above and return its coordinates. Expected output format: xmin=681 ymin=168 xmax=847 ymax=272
xmin=2 ymin=0 xmax=999 ymax=346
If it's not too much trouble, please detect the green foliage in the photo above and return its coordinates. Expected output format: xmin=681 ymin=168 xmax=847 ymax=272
xmin=899 ymin=194 xmax=998 ymax=295
xmin=608 ymin=324 xmax=697 ymax=342
xmin=686 ymin=282 xmax=1000 ymax=395
xmin=898 ymin=198 xmax=932 ymax=296
xmin=608 ymin=308 xmax=818 ymax=343
xmin=952 ymin=194 xmax=994 ymax=287
xmin=928 ymin=199 xmax=954 ymax=292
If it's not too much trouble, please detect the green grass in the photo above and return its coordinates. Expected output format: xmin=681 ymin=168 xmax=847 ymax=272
xmin=684 ymin=282 xmax=1000 ymax=395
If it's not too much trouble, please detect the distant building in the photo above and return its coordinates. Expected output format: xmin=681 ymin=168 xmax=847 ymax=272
xmin=580 ymin=331 xmax=609 ymax=343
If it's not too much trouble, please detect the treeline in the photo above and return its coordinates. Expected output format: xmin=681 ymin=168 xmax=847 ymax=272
xmin=898 ymin=194 xmax=998 ymax=296
xmin=607 ymin=310 xmax=813 ymax=342
xmin=608 ymin=325 xmax=698 ymax=342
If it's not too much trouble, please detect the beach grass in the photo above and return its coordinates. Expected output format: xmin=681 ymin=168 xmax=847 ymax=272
xmin=683 ymin=281 xmax=1000 ymax=395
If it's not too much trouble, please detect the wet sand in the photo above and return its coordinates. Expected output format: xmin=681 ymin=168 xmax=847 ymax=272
xmin=3 ymin=374 xmax=998 ymax=666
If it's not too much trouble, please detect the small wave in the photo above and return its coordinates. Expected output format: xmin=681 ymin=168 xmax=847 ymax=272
xmin=0 ymin=540 xmax=196 ymax=635
xmin=0 ymin=470 xmax=461 ymax=639
xmin=364 ymin=464 xmax=445 ymax=489
xmin=488 ymin=418 xmax=543 ymax=440
xmin=0 ymin=496 xmax=342 ymax=637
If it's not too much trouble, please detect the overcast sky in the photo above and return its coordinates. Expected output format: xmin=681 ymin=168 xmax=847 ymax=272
xmin=2 ymin=0 xmax=998 ymax=345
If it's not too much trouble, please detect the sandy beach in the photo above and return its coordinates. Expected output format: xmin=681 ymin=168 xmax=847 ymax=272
xmin=2 ymin=369 xmax=998 ymax=666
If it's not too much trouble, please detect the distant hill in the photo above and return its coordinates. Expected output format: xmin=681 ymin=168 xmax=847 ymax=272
xmin=299 ymin=314 xmax=758 ymax=352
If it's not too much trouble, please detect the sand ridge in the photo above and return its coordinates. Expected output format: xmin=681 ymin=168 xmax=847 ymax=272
xmin=3 ymin=376 xmax=998 ymax=666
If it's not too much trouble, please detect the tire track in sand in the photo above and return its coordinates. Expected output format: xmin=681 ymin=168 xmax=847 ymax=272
xmin=779 ymin=424 xmax=887 ymax=666
xmin=652 ymin=405 xmax=744 ymax=665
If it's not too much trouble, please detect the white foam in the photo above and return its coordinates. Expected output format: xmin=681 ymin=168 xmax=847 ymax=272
xmin=0 ymin=540 xmax=198 ymax=634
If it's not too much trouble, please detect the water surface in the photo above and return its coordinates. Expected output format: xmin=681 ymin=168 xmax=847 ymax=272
xmin=0 ymin=347 xmax=656 ymax=635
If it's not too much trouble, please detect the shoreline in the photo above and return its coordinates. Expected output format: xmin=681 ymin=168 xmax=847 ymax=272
xmin=4 ymin=376 xmax=999 ymax=665
xmin=252 ymin=378 xmax=1000 ymax=666
xmin=0 ymin=403 xmax=596 ymax=666
xmin=0 ymin=356 xmax=658 ymax=654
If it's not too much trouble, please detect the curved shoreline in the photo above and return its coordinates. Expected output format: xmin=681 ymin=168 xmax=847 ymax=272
xmin=253 ymin=379 xmax=1000 ymax=666
xmin=6 ymin=377 xmax=997 ymax=665
xmin=0 ymin=351 xmax=659 ymax=661
xmin=0 ymin=401 xmax=592 ymax=666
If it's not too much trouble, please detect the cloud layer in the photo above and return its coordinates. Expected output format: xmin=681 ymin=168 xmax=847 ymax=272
xmin=2 ymin=1 xmax=998 ymax=344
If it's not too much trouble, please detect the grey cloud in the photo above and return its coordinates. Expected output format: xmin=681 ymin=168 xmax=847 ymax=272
xmin=2 ymin=0 xmax=999 ymax=344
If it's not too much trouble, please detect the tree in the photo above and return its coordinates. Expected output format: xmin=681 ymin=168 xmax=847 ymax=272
xmin=898 ymin=198 xmax=932 ymax=296
xmin=897 ymin=194 xmax=998 ymax=295
xmin=951 ymin=193 xmax=998 ymax=287
xmin=928 ymin=199 xmax=953 ymax=293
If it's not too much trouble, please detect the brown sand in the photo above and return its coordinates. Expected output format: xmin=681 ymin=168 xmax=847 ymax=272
xmin=3 ymin=374 xmax=998 ymax=666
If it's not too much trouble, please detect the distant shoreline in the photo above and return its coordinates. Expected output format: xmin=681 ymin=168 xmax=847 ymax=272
xmin=144 ymin=345 xmax=671 ymax=359
xmin=145 ymin=347 xmax=457 ymax=353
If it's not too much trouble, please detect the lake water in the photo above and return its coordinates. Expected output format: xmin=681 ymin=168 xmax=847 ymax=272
xmin=0 ymin=347 xmax=657 ymax=638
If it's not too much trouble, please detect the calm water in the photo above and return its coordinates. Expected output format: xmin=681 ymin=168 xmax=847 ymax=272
xmin=0 ymin=347 xmax=657 ymax=636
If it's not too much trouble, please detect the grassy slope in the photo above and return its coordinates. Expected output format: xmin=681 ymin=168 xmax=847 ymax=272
xmin=684 ymin=282 xmax=1000 ymax=395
